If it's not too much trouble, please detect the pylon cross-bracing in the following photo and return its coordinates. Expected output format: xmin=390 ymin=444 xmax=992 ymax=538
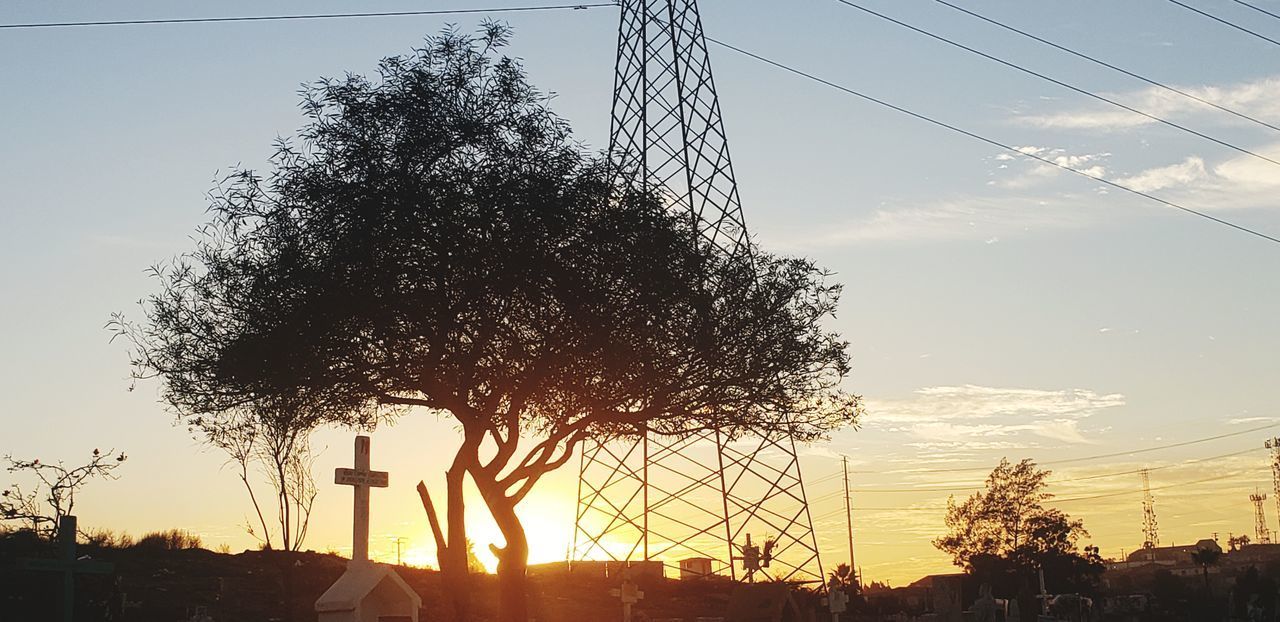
xmin=572 ymin=0 xmax=825 ymax=584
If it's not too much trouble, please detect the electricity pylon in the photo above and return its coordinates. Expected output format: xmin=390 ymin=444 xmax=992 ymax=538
xmin=572 ymin=0 xmax=824 ymax=584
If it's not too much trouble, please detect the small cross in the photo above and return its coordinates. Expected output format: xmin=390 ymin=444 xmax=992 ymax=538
xmin=335 ymin=435 xmax=389 ymax=563
xmin=16 ymin=515 xmax=113 ymax=622
xmin=608 ymin=573 xmax=644 ymax=622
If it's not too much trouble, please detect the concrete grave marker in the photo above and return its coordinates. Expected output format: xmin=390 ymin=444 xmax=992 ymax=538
xmin=315 ymin=436 xmax=422 ymax=622
xmin=609 ymin=571 xmax=645 ymax=622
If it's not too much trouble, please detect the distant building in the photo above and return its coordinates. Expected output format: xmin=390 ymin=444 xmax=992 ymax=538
xmin=865 ymin=573 xmax=965 ymax=621
xmin=529 ymin=559 xmax=665 ymax=579
xmin=1125 ymin=538 xmax=1222 ymax=566
xmin=679 ymin=557 xmax=714 ymax=579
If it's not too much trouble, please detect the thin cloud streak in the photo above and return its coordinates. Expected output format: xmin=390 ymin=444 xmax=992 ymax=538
xmin=1016 ymin=75 xmax=1280 ymax=131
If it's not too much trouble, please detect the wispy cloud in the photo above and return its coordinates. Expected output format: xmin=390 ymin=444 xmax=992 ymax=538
xmin=1109 ymin=144 xmax=1280 ymax=209
xmin=1016 ymin=75 xmax=1280 ymax=131
xmin=866 ymin=385 xmax=1125 ymax=444
xmin=779 ymin=194 xmax=1097 ymax=246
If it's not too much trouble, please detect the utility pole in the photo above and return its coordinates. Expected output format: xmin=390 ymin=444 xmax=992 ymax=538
xmin=393 ymin=537 xmax=407 ymax=566
xmin=842 ymin=456 xmax=857 ymax=588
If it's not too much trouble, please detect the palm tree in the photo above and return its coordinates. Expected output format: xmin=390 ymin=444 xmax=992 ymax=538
xmin=1190 ymin=546 xmax=1222 ymax=592
xmin=828 ymin=563 xmax=858 ymax=592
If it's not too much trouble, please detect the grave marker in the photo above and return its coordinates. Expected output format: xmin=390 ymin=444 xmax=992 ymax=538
xmin=15 ymin=515 xmax=114 ymax=622
xmin=316 ymin=436 xmax=421 ymax=622
xmin=335 ymin=434 xmax=389 ymax=563
xmin=609 ymin=572 xmax=645 ymax=622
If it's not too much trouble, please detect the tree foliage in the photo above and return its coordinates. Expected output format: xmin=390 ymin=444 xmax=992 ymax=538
xmin=935 ymin=458 xmax=1088 ymax=570
xmin=0 ymin=448 xmax=126 ymax=540
xmin=935 ymin=459 xmax=1102 ymax=606
xmin=112 ymin=24 xmax=859 ymax=621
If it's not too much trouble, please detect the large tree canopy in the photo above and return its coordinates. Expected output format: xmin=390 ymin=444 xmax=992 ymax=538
xmin=116 ymin=25 xmax=859 ymax=621
xmin=934 ymin=458 xmax=1101 ymax=602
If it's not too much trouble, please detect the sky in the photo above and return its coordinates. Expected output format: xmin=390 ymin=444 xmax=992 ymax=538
xmin=3 ymin=0 xmax=1280 ymax=587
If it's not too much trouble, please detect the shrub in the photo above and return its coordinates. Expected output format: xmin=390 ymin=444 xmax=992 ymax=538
xmin=134 ymin=529 xmax=203 ymax=551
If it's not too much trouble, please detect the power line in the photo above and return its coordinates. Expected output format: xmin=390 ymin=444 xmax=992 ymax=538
xmin=703 ymin=36 xmax=1280 ymax=246
xmin=829 ymin=0 xmax=1280 ymax=168
xmin=1233 ymin=0 xmax=1280 ymax=22
xmin=845 ymin=446 xmax=1267 ymax=493
xmin=876 ymin=423 xmax=1280 ymax=475
xmin=1055 ymin=470 xmax=1258 ymax=503
xmin=805 ymin=446 xmax=1266 ymax=502
xmin=1166 ymin=0 xmax=1280 ymax=47
xmin=810 ymin=470 xmax=1265 ymax=516
xmin=0 ymin=4 xmax=614 ymax=30
xmin=931 ymin=0 xmax=1280 ymax=134
xmin=1045 ymin=424 xmax=1280 ymax=466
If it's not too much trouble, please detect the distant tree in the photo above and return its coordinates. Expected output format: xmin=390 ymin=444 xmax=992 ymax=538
xmin=828 ymin=562 xmax=862 ymax=617
xmin=1230 ymin=534 xmax=1252 ymax=551
xmin=465 ymin=538 xmax=487 ymax=574
xmin=195 ymin=407 xmax=318 ymax=552
xmin=935 ymin=459 xmax=1101 ymax=598
xmin=828 ymin=562 xmax=858 ymax=592
xmin=111 ymin=24 xmax=860 ymax=622
xmin=0 ymin=448 xmax=126 ymax=540
xmin=1191 ymin=546 xmax=1222 ymax=592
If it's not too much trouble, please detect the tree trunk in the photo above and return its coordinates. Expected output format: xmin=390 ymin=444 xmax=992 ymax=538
xmin=486 ymin=499 xmax=530 ymax=622
xmin=441 ymin=464 xmax=472 ymax=622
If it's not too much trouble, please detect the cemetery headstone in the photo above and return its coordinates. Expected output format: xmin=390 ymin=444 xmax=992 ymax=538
xmin=608 ymin=571 xmax=645 ymax=622
xmin=14 ymin=515 xmax=114 ymax=622
xmin=315 ymin=436 xmax=422 ymax=622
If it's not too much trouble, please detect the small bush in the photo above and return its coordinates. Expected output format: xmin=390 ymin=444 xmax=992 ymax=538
xmin=82 ymin=528 xmax=134 ymax=549
xmin=134 ymin=529 xmax=203 ymax=551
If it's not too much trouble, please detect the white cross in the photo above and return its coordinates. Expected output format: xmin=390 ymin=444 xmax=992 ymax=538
xmin=609 ymin=576 xmax=644 ymax=622
xmin=335 ymin=435 xmax=389 ymax=563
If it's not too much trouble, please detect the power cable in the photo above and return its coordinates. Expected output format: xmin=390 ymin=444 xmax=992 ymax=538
xmin=829 ymin=0 xmax=1280 ymax=168
xmin=931 ymin=0 xmax=1280 ymax=134
xmin=1233 ymin=0 xmax=1280 ymax=22
xmin=708 ymin=36 xmax=1280 ymax=245
xmin=1055 ymin=470 xmax=1259 ymax=503
xmin=810 ymin=470 xmax=1265 ymax=516
xmin=1166 ymin=0 xmax=1280 ymax=47
xmin=0 ymin=4 xmax=614 ymax=30
xmin=845 ymin=446 xmax=1267 ymax=493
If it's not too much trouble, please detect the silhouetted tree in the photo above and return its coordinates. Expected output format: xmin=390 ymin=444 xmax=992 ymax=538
xmin=195 ymin=407 xmax=318 ymax=552
xmin=112 ymin=24 xmax=860 ymax=622
xmin=0 ymin=449 xmax=126 ymax=540
xmin=1191 ymin=546 xmax=1222 ymax=593
xmin=935 ymin=459 xmax=1101 ymax=601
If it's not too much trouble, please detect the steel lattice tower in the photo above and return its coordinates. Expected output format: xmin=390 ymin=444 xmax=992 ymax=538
xmin=1253 ymin=490 xmax=1273 ymax=544
xmin=572 ymin=0 xmax=825 ymax=584
xmin=1140 ymin=469 xmax=1159 ymax=549
xmin=1266 ymin=438 xmax=1280 ymax=533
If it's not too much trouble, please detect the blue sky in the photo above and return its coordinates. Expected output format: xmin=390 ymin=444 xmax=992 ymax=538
xmin=3 ymin=0 xmax=1280 ymax=584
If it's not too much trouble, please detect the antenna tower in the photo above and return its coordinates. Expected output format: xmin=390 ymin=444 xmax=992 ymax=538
xmin=1253 ymin=489 xmax=1273 ymax=544
xmin=1140 ymin=468 xmax=1159 ymax=549
xmin=1267 ymin=438 xmax=1280 ymax=533
xmin=572 ymin=0 xmax=824 ymax=584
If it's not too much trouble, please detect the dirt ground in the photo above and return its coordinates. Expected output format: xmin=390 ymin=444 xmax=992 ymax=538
xmin=0 ymin=545 xmax=758 ymax=622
